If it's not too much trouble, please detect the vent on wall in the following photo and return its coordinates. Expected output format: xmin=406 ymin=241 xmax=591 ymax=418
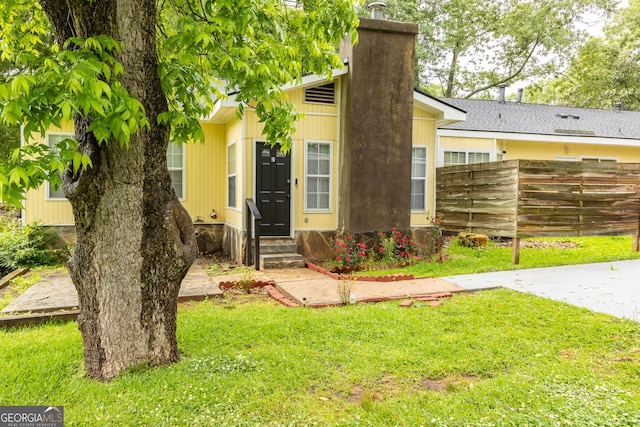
xmin=304 ymin=82 xmax=335 ymax=104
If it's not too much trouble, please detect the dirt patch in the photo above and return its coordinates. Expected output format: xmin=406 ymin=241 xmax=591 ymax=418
xmin=420 ymin=375 xmax=481 ymax=393
xmin=442 ymin=235 xmax=580 ymax=250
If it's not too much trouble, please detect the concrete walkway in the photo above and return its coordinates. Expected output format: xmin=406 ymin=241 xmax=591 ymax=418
xmin=442 ymin=259 xmax=640 ymax=321
xmin=1 ymin=264 xmax=224 ymax=314
xmin=2 ymin=259 xmax=639 ymax=323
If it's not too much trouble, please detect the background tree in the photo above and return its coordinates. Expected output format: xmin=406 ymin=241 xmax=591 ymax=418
xmin=0 ymin=0 xmax=357 ymax=381
xmin=527 ymin=0 xmax=640 ymax=109
xmin=370 ymin=0 xmax=613 ymax=98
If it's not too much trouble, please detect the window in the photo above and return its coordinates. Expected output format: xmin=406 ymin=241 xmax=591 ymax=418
xmin=46 ymin=132 xmax=73 ymax=199
xmin=305 ymin=141 xmax=331 ymax=211
xmin=227 ymin=142 xmax=236 ymax=207
xmin=581 ymin=157 xmax=617 ymax=163
xmin=411 ymin=147 xmax=427 ymax=211
xmin=468 ymin=152 xmax=490 ymax=164
xmin=166 ymin=142 xmax=185 ymax=199
xmin=443 ymin=151 xmax=466 ymax=166
xmin=444 ymin=150 xmax=490 ymax=166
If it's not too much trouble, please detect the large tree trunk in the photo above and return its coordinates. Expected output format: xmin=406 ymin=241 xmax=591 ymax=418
xmin=40 ymin=0 xmax=198 ymax=380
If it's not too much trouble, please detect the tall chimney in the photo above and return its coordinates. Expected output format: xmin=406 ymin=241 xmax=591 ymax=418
xmin=516 ymin=88 xmax=523 ymax=104
xmin=498 ymin=84 xmax=506 ymax=103
xmin=338 ymin=18 xmax=418 ymax=232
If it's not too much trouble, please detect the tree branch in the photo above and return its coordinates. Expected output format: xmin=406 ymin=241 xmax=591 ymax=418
xmin=464 ymin=37 xmax=541 ymax=99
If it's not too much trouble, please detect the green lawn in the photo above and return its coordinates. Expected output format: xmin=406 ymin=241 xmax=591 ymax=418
xmin=2 ymin=290 xmax=640 ymax=426
xmin=359 ymin=236 xmax=640 ymax=278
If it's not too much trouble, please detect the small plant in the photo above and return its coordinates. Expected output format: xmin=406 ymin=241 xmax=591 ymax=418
xmin=333 ymin=234 xmax=367 ymax=268
xmin=234 ymin=270 xmax=255 ymax=294
xmin=426 ymin=212 xmax=442 ymax=256
xmin=377 ymin=227 xmax=422 ymax=265
xmin=337 ymin=275 xmax=356 ymax=305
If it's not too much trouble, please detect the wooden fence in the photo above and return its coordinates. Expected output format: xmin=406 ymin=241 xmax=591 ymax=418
xmin=436 ymin=160 xmax=640 ymax=263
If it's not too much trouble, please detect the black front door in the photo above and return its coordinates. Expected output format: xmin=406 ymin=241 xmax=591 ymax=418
xmin=256 ymin=142 xmax=291 ymax=236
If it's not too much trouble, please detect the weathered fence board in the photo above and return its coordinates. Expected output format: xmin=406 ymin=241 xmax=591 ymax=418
xmin=436 ymin=160 xmax=640 ymax=263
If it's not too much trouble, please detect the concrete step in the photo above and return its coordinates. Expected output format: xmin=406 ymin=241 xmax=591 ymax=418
xmin=260 ymin=239 xmax=299 ymax=254
xmin=259 ymin=253 xmax=305 ymax=270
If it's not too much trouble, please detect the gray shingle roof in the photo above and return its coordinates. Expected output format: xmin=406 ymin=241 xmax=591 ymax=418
xmin=438 ymin=98 xmax=640 ymax=141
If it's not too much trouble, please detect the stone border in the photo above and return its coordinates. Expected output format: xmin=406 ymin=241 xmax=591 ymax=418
xmin=304 ymin=261 xmax=415 ymax=282
xmin=218 ymin=280 xmax=275 ymax=290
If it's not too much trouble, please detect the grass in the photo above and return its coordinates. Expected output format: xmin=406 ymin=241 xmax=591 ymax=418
xmin=1 ymin=290 xmax=640 ymax=426
xmin=0 ymin=270 xmax=42 ymax=312
xmin=358 ymin=236 xmax=640 ymax=278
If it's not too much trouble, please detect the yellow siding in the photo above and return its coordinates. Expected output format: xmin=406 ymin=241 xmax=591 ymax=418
xmin=181 ymin=123 xmax=226 ymax=224
xmin=24 ymin=123 xmax=75 ymax=225
xmin=440 ymin=136 xmax=494 ymax=150
xmin=503 ymin=140 xmax=640 ymax=162
xmin=242 ymin=82 xmax=341 ymax=232
xmin=411 ymin=107 xmax=437 ymax=226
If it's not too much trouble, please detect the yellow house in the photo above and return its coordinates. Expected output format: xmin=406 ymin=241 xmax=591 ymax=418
xmin=23 ymin=18 xmax=465 ymax=265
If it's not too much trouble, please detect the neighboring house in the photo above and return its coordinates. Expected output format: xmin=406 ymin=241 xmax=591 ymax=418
xmin=22 ymin=17 xmax=465 ymax=263
xmin=437 ymin=92 xmax=640 ymax=166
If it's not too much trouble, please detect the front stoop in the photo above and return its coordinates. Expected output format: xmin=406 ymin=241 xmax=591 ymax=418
xmin=259 ymin=239 xmax=305 ymax=269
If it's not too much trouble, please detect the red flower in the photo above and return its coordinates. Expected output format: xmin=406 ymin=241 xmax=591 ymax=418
xmin=336 ymin=256 xmax=341 ymax=261
xmin=358 ymin=251 xmax=365 ymax=257
xmin=379 ymin=247 xmax=384 ymax=253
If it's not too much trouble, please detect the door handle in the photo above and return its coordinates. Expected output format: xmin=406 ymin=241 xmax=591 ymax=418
xmin=286 ymin=179 xmax=291 ymax=184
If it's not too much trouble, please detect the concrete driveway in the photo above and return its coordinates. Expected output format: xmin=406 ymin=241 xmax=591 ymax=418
xmin=442 ymin=259 xmax=640 ymax=321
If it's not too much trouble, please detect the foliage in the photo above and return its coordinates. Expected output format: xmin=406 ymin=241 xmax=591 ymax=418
xmin=0 ymin=216 xmax=52 ymax=277
xmin=0 ymin=0 xmax=359 ymax=205
xmin=365 ymin=0 xmax=614 ymax=98
xmin=377 ymin=227 xmax=422 ymax=265
xmin=333 ymin=234 xmax=367 ymax=268
xmin=1 ymin=290 xmax=640 ymax=425
xmin=526 ymin=0 xmax=640 ymax=110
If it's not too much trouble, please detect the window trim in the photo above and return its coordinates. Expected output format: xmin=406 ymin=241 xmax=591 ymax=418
xmin=227 ymin=141 xmax=237 ymax=208
xmin=411 ymin=146 xmax=428 ymax=212
xmin=167 ymin=141 xmax=186 ymax=201
xmin=441 ymin=149 xmax=494 ymax=167
xmin=45 ymin=132 xmax=74 ymax=201
xmin=304 ymin=140 xmax=333 ymax=213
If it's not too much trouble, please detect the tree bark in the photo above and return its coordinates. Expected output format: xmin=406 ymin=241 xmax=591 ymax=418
xmin=39 ymin=0 xmax=198 ymax=380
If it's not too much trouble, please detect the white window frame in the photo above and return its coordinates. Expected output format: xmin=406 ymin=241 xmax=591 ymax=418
xmin=167 ymin=141 xmax=186 ymax=201
xmin=554 ymin=156 xmax=578 ymax=161
xmin=304 ymin=140 xmax=333 ymax=213
xmin=227 ymin=141 xmax=237 ymax=208
xmin=440 ymin=149 xmax=494 ymax=167
xmin=45 ymin=132 xmax=74 ymax=200
xmin=411 ymin=146 xmax=428 ymax=212
xmin=580 ymin=156 xmax=618 ymax=163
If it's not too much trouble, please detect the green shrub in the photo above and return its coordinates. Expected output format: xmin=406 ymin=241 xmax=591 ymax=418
xmin=0 ymin=217 xmax=53 ymax=277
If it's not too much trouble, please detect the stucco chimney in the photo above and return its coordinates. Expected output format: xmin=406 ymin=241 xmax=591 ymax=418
xmin=338 ymin=18 xmax=419 ymax=233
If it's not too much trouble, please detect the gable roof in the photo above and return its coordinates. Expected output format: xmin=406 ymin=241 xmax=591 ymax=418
xmin=413 ymin=89 xmax=466 ymax=126
xmin=438 ymin=98 xmax=640 ymax=143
